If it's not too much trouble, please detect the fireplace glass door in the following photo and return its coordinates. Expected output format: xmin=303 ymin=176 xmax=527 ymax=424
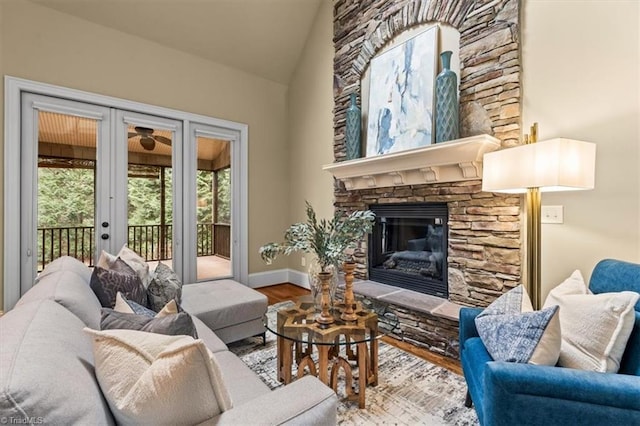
xmin=369 ymin=203 xmax=448 ymax=297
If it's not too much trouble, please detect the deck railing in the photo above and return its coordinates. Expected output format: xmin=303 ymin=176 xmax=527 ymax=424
xmin=37 ymin=223 xmax=230 ymax=271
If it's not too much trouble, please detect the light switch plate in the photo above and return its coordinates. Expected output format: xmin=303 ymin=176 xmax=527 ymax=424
xmin=542 ymin=205 xmax=563 ymax=224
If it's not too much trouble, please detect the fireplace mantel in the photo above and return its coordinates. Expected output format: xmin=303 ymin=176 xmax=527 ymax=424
xmin=323 ymin=134 xmax=501 ymax=190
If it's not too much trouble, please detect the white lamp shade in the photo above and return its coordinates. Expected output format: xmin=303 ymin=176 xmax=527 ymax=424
xmin=482 ymin=138 xmax=596 ymax=193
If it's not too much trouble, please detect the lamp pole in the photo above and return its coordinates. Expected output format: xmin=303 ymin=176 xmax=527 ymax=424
xmin=525 ymin=123 xmax=542 ymax=309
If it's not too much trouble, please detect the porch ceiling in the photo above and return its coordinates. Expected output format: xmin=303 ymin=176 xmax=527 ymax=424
xmin=38 ymin=111 xmax=230 ymax=169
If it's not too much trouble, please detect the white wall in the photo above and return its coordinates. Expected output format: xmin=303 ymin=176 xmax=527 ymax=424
xmin=286 ymin=0 xmax=335 ymax=276
xmin=522 ymin=0 xmax=640 ymax=298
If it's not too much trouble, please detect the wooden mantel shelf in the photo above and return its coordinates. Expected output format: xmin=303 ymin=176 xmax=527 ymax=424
xmin=323 ymin=134 xmax=501 ymax=190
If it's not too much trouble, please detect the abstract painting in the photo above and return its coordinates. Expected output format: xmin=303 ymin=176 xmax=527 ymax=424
xmin=366 ymin=26 xmax=438 ymax=157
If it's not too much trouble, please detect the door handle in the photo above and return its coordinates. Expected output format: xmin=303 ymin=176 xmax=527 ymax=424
xmin=102 ymin=222 xmax=109 ymax=228
xmin=101 ymin=233 xmax=109 ymax=240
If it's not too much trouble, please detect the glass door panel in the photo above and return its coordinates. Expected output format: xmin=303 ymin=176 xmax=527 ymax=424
xmin=196 ymin=136 xmax=231 ymax=280
xmin=115 ymin=111 xmax=182 ymax=278
xmin=37 ymin=111 xmax=98 ymax=271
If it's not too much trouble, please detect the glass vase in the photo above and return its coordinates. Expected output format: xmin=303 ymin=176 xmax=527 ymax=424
xmin=308 ymin=260 xmax=338 ymax=311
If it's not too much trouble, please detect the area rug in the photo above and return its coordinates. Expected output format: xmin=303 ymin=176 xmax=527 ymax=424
xmin=228 ymin=302 xmax=479 ymax=426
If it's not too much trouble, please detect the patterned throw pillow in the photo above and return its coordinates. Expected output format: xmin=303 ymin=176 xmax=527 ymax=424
xmin=475 ymin=285 xmax=561 ymax=365
xmin=147 ymin=262 xmax=182 ymax=312
xmin=543 ymin=270 xmax=639 ymax=372
xmin=100 ymin=309 xmax=198 ymax=339
xmin=90 ymin=259 xmax=147 ymax=308
xmin=114 ymin=292 xmax=180 ymax=318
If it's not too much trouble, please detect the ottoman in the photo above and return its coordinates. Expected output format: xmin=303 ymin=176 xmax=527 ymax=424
xmin=181 ymin=279 xmax=268 ymax=344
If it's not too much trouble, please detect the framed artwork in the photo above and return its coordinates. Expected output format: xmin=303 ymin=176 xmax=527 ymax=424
xmin=365 ymin=26 xmax=438 ymax=157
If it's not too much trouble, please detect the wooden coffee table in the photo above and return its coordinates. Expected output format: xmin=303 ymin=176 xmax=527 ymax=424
xmin=265 ymin=296 xmax=397 ymax=408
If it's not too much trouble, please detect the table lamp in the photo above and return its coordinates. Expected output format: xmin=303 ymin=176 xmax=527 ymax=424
xmin=482 ymin=123 xmax=596 ymax=309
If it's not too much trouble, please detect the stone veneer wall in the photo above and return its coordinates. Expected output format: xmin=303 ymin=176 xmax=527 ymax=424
xmin=332 ymin=0 xmax=524 ymax=309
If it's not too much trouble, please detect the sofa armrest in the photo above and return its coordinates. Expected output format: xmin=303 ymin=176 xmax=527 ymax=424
xmin=459 ymin=307 xmax=483 ymax=350
xmin=211 ymin=376 xmax=337 ymax=425
xmin=483 ymin=362 xmax=640 ymax=425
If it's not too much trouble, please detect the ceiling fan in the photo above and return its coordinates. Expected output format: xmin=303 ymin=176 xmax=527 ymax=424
xmin=128 ymin=126 xmax=172 ymax=151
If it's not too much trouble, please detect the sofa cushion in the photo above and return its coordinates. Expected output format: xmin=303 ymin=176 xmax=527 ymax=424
xmin=16 ymin=269 xmax=102 ymax=329
xmin=476 ymin=285 xmax=561 ymax=365
xmin=36 ymin=255 xmax=92 ymax=283
xmin=90 ymin=259 xmax=147 ymax=308
xmin=181 ymin=280 xmax=268 ymax=330
xmin=0 ymin=299 xmax=115 ymax=425
xmin=85 ymin=328 xmax=232 ymax=425
xmin=114 ymin=291 xmax=158 ymax=317
xmin=100 ymin=308 xmax=198 ymax=338
xmin=543 ymin=270 xmax=639 ymax=373
xmin=147 ymin=262 xmax=182 ymax=312
xmin=212 ymin=350 xmax=271 ymax=406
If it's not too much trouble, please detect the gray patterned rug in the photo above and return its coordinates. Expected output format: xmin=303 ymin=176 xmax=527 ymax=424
xmin=228 ymin=302 xmax=479 ymax=426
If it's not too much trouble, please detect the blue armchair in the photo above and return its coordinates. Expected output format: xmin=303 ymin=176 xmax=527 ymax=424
xmin=459 ymin=259 xmax=640 ymax=426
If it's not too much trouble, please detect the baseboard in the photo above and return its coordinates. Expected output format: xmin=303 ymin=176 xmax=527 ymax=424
xmin=247 ymin=269 xmax=310 ymax=290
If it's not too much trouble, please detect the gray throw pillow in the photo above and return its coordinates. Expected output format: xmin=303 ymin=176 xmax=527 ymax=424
xmin=90 ymin=259 xmax=147 ymax=308
xmin=100 ymin=309 xmax=198 ymax=338
xmin=147 ymin=262 xmax=182 ymax=312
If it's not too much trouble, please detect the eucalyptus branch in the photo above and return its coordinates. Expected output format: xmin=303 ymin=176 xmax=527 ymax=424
xmin=258 ymin=201 xmax=375 ymax=273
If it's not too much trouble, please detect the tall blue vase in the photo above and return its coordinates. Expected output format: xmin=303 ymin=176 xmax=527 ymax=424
xmin=435 ymin=51 xmax=459 ymax=143
xmin=345 ymin=93 xmax=361 ymax=160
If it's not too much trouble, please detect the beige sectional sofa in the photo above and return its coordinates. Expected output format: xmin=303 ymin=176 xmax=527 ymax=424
xmin=0 ymin=257 xmax=337 ymax=425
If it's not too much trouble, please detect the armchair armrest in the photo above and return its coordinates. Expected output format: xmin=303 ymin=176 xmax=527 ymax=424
xmin=459 ymin=307 xmax=483 ymax=350
xmin=211 ymin=376 xmax=337 ymax=425
xmin=484 ymin=362 xmax=640 ymax=425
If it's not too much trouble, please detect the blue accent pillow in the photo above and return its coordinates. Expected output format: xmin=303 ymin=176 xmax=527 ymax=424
xmin=475 ymin=285 xmax=561 ymax=365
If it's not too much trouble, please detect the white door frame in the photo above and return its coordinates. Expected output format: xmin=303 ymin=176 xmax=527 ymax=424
xmin=4 ymin=76 xmax=249 ymax=311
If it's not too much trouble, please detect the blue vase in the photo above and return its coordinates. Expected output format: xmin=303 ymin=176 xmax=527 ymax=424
xmin=345 ymin=93 xmax=361 ymax=160
xmin=435 ymin=51 xmax=459 ymax=143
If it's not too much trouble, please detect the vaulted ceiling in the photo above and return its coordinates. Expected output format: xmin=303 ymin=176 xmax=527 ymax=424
xmin=28 ymin=0 xmax=323 ymax=85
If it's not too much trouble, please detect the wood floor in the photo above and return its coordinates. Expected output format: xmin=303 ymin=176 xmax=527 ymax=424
xmin=255 ymin=283 xmax=462 ymax=375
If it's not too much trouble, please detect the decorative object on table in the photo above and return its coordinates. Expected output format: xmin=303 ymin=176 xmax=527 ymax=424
xmin=340 ymin=261 xmax=358 ymax=321
xmin=365 ymin=26 xmax=438 ymax=156
xmin=482 ymin=123 xmax=596 ymax=309
xmin=307 ymin=260 xmax=338 ymax=311
xmin=345 ymin=92 xmax=362 ymax=160
xmin=315 ymin=272 xmax=336 ymax=325
xmin=259 ymin=202 xmax=375 ymax=324
xmin=435 ymin=50 xmax=460 ymax=143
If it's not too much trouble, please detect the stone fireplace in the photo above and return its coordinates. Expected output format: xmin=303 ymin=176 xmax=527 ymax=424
xmin=329 ymin=0 xmax=523 ymax=358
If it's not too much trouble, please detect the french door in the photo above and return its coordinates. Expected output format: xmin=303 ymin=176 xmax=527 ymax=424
xmin=20 ymin=94 xmax=183 ymax=290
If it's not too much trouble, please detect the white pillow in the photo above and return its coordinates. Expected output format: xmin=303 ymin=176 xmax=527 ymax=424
xmin=96 ymin=250 xmax=118 ymax=270
xmin=84 ymin=328 xmax=232 ymax=425
xmin=117 ymin=245 xmax=152 ymax=289
xmin=543 ymin=270 xmax=640 ymax=372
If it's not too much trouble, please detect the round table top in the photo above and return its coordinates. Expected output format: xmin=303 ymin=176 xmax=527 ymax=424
xmin=264 ymin=295 xmax=399 ymax=346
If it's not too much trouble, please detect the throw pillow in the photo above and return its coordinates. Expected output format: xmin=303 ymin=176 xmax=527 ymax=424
xmin=113 ymin=292 xmax=165 ymax=318
xmin=100 ymin=308 xmax=198 ymax=338
xmin=147 ymin=262 xmax=182 ymax=312
xmin=543 ymin=270 xmax=640 ymax=373
xmin=96 ymin=250 xmax=117 ymax=270
xmin=117 ymin=245 xmax=152 ymax=289
xmin=90 ymin=259 xmax=147 ymax=308
xmin=84 ymin=328 xmax=232 ymax=425
xmin=475 ymin=285 xmax=561 ymax=365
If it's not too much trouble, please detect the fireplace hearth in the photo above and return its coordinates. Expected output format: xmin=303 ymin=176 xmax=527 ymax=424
xmin=369 ymin=203 xmax=448 ymax=298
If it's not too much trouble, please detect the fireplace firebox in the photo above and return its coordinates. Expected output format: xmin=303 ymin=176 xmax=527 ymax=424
xmin=368 ymin=203 xmax=448 ymax=298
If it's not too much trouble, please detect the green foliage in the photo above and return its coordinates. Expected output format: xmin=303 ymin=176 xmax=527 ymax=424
xmin=38 ymin=167 xmax=95 ymax=227
xmin=259 ymin=201 xmax=375 ymax=272
xmin=216 ymin=168 xmax=231 ymax=224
